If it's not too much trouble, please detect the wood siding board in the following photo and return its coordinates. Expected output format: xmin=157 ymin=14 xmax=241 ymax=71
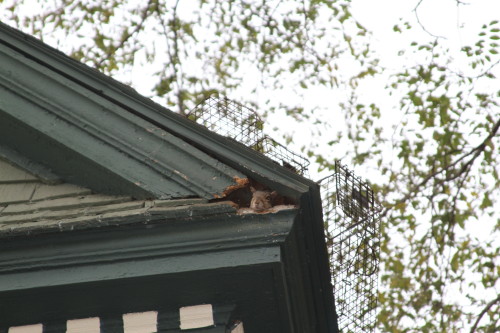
xmin=1 ymin=194 xmax=134 ymax=216
xmin=0 ymin=159 xmax=38 ymax=183
xmin=148 ymin=201 xmax=236 ymax=218
xmin=0 ymin=183 xmax=37 ymax=205
xmin=0 ymin=170 xmax=90 ymax=206
xmin=153 ymin=198 xmax=207 ymax=207
xmin=77 ymin=200 xmax=144 ymax=215
xmin=0 ymin=201 xmax=146 ymax=225
xmin=30 ymin=183 xmax=92 ymax=202
xmin=0 ymin=201 xmax=238 ymax=236
xmin=1 ymin=207 xmax=93 ymax=225
xmin=0 ymin=209 xmax=149 ymax=235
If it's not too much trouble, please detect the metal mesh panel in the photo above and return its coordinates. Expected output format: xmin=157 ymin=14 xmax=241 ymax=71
xmin=252 ymin=135 xmax=310 ymax=177
xmin=188 ymin=96 xmax=264 ymax=147
xmin=319 ymin=161 xmax=381 ymax=333
xmin=187 ymin=96 xmax=309 ymax=176
xmin=188 ymin=96 xmax=381 ymax=330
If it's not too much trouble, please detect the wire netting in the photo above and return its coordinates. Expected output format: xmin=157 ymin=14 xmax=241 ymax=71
xmin=251 ymin=135 xmax=309 ymax=177
xmin=187 ymin=96 xmax=309 ymax=176
xmin=188 ymin=96 xmax=380 ymax=331
xmin=319 ymin=161 xmax=381 ymax=333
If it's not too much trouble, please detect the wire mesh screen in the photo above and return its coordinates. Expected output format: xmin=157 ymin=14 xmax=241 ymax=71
xmin=319 ymin=161 xmax=381 ymax=333
xmin=252 ymin=135 xmax=310 ymax=177
xmin=188 ymin=96 xmax=263 ymax=146
xmin=187 ymin=96 xmax=309 ymax=176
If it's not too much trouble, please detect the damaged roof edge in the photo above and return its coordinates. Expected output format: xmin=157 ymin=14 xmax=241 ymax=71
xmin=0 ymin=22 xmax=310 ymax=198
xmin=0 ymin=26 xmax=246 ymax=200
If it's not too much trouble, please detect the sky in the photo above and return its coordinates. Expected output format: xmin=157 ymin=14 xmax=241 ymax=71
xmin=0 ymin=0 xmax=498 ymax=330
xmin=300 ymin=0 xmax=500 ymax=179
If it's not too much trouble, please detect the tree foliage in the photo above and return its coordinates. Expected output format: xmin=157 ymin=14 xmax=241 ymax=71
xmin=1 ymin=0 xmax=498 ymax=331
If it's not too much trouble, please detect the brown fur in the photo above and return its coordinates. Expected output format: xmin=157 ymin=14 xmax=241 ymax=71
xmin=250 ymin=187 xmax=276 ymax=211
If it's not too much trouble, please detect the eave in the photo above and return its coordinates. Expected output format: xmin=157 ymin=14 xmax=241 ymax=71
xmin=0 ymin=207 xmax=297 ymax=332
xmin=0 ymin=23 xmax=245 ymax=200
xmin=0 ymin=22 xmax=305 ymax=199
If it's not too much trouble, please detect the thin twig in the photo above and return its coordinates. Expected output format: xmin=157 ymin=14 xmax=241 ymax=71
xmin=470 ymin=294 xmax=500 ymax=333
xmin=156 ymin=0 xmax=186 ymax=115
xmin=381 ymin=117 xmax=500 ymax=218
xmin=96 ymin=0 xmax=153 ymax=68
xmin=413 ymin=0 xmax=446 ymax=39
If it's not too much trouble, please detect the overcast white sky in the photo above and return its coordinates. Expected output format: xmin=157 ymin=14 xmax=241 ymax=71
xmin=0 ymin=1 xmax=498 ymax=331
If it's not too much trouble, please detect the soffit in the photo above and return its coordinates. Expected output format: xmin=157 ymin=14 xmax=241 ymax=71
xmin=0 ymin=158 xmax=238 ymax=238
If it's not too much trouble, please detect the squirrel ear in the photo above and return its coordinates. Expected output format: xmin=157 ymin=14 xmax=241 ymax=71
xmin=250 ymin=186 xmax=256 ymax=193
xmin=271 ymin=191 xmax=278 ymax=198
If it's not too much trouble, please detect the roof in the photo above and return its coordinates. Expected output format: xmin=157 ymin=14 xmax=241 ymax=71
xmin=0 ymin=21 xmax=338 ymax=332
xmin=0 ymin=22 xmax=245 ymax=200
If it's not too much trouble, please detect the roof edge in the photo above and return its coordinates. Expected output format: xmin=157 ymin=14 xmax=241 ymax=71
xmin=0 ymin=21 xmax=310 ymax=198
xmin=0 ymin=23 xmax=245 ymax=199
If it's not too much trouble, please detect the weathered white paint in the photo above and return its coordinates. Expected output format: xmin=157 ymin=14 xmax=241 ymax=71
xmin=231 ymin=321 xmax=245 ymax=333
xmin=179 ymin=304 xmax=214 ymax=330
xmin=66 ymin=317 xmax=100 ymax=333
xmin=123 ymin=311 xmax=158 ymax=333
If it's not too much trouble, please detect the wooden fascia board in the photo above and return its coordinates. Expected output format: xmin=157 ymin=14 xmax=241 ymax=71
xmin=0 ymin=38 xmax=244 ymax=200
xmin=0 ymin=209 xmax=296 ymax=292
xmin=297 ymin=188 xmax=339 ymax=333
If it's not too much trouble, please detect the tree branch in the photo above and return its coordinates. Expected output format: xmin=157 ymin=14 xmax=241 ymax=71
xmin=156 ymin=0 xmax=186 ymax=115
xmin=413 ymin=0 xmax=445 ymax=39
xmin=96 ymin=0 xmax=153 ymax=68
xmin=382 ymin=116 xmax=500 ymax=218
xmin=470 ymin=294 xmax=500 ymax=333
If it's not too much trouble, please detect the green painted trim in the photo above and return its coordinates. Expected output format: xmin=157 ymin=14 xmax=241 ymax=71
xmin=0 ymin=39 xmax=244 ymax=199
xmin=0 ymin=209 xmax=295 ymax=292
xmin=0 ymin=22 xmax=306 ymax=198
xmin=298 ymin=188 xmax=339 ymax=332
xmin=0 ymin=153 xmax=56 ymax=184
xmin=0 ymin=210 xmax=297 ymax=332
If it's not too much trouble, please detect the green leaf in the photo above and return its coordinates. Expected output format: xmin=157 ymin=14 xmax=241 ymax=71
xmin=480 ymin=193 xmax=493 ymax=209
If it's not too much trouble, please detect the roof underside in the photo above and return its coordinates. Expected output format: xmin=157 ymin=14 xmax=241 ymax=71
xmin=0 ymin=158 xmax=237 ymax=237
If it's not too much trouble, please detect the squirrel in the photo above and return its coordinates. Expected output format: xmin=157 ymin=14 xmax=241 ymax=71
xmin=250 ymin=186 xmax=277 ymax=211
xmin=237 ymin=186 xmax=295 ymax=214
xmin=212 ymin=179 xmax=297 ymax=214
